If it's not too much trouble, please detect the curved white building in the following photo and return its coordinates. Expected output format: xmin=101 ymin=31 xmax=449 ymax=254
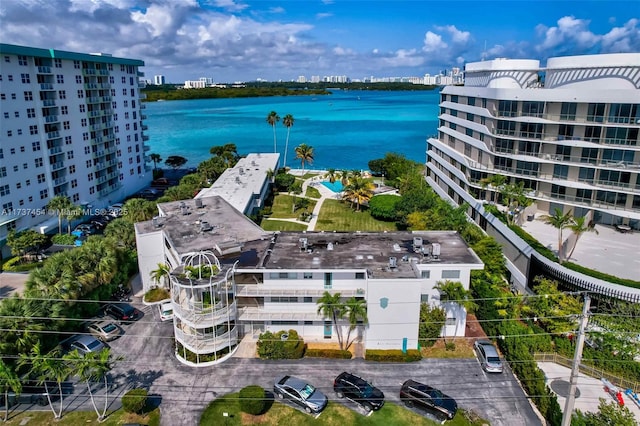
xmin=427 ymin=53 xmax=640 ymax=229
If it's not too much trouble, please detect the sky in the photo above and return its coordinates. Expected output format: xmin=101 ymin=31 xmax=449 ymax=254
xmin=1 ymin=0 xmax=639 ymax=83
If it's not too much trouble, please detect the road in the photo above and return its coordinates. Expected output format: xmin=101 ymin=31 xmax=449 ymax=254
xmin=102 ymin=302 xmax=542 ymax=426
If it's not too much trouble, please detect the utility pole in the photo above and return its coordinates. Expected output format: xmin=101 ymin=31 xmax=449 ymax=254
xmin=561 ymin=293 xmax=591 ymax=426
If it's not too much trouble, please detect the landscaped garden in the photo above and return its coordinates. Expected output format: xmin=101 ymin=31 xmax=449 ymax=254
xmin=315 ymin=199 xmax=397 ymax=232
xmin=0 ymin=408 xmax=160 ymax=426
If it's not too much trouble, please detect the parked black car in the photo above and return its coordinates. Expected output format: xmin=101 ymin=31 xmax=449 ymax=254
xmin=333 ymin=371 xmax=384 ymax=412
xmin=104 ymin=303 xmax=141 ymax=324
xmin=400 ymin=379 xmax=458 ymax=420
xmin=273 ymin=375 xmax=328 ymax=414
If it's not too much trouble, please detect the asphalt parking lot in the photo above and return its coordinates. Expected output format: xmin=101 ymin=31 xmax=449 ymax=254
xmin=105 ymin=301 xmax=542 ymax=426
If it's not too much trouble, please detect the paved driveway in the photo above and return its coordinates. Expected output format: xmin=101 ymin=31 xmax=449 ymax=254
xmin=107 ymin=302 xmax=541 ymax=426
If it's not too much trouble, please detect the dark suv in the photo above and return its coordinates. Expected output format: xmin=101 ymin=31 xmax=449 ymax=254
xmin=400 ymin=379 xmax=457 ymax=420
xmin=333 ymin=371 xmax=384 ymax=412
xmin=104 ymin=303 xmax=141 ymax=324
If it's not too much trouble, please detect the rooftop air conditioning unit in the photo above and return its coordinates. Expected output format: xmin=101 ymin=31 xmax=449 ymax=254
xmin=389 ymin=256 xmax=398 ymax=268
xmin=200 ymin=221 xmax=212 ymax=232
xmin=299 ymin=238 xmax=308 ymax=250
xmin=413 ymin=237 xmax=423 ymax=251
xmin=327 ymin=242 xmax=334 ymax=251
xmin=152 ymin=217 xmax=162 ymax=228
xmin=432 ymin=243 xmax=441 ymax=258
xmin=195 ymin=198 xmax=203 ymax=208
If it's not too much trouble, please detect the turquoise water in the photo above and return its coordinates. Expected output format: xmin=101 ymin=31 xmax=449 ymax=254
xmin=321 ymin=181 xmax=344 ymax=193
xmin=144 ymin=90 xmax=440 ymax=170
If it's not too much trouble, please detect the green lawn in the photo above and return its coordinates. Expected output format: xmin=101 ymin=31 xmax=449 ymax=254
xmin=200 ymin=393 xmax=485 ymax=425
xmin=305 ymin=186 xmax=322 ymax=199
xmin=271 ymin=194 xmax=317 ymax=219
xmin=261 ymin=220 xmax=309 ymax=231
xmin=315 ymin=199 xmax=397 ymax=232
xmin=1 ymin=408 xmax=160 ymax=426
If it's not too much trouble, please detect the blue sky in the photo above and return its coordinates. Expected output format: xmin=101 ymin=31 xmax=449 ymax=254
xmin=1 ymin=0 xmax=638 ymax=83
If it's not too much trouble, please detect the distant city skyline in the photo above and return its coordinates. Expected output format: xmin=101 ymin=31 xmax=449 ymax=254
xmin=1 ymin=1 xmax=638 ymax=83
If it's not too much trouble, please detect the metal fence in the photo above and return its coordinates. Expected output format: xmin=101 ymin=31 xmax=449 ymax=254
xmin=534 ymin=352 xmax=640 ymax=393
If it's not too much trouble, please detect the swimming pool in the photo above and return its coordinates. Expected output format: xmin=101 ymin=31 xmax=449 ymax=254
xmin=321 ymin=181 xmax=344 ymax=192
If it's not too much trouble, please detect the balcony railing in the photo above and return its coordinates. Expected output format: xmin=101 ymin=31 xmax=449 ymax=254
xmin=174 ymin=328 xmax=238 ymax=354
xmin=48 ymin=146 xmax=62 ymax=155
xmin=47 ymin=131 xmax=60 ymax=139
xmin=142 ymin=134 xmax=150 ymax=142
xmin=143 ymin=144 xmax=150 ymax=151
xmin=236 ymin=285 xmax=361 ymax=298
xmin=82 ymin=68 xmax=97 ymax=76
xmin=37 ymin=66 xmax=52 ymax=74
xmin=50 ymin=161 xmax=65 ymax=171
xmin=173 ymin=301 xmax=237 ymax=327
xmin=40 ymin=83 xmax=54 ymax=90
xmin=533 ymin=191 xmax=636 ymax=212
xmin=141 ymin=124 xmax=148 ymax=131
xmin=53 ymin=177 xmax=67 ymax=186
xmin=42 ymin=99 xmax=56 ymax=107
xmin=44 ymin=115 xmax=59 ymax=123
xmin=85 ymin=83 xmax=99 ymax=90
xmin=238 ymin=306 xmax=324 ymax=321
xmin=491 ymin=110 xmax=639 ymax=125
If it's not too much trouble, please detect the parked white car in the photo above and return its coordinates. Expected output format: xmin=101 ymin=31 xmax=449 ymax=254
xmin=158 ymin=303 xmax=173 ymax=322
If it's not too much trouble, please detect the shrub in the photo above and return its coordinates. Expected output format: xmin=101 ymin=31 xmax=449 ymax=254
xmin=52 ymin=233 xmax=77 ymax=245
xmin=122 ymin=388 xmax=148 ymax=414
xmin=238 ymin=385 xmax=267 ymax=415
xmin=305 ymin=348 xmax=352 ymax=359
xmin=144 ymin=287 xmax=170 ymax=303
xmin=365 ymin=349 xmax=422 ymax=362
xmin=257 ymin=330 xmax=305 ymax=359
xmin=419 ymin=303 xmax=445 ymax=347
xmin=1 ymin=256 xmax=40 ymax=272
xmin=368 ymin=195 xmax=401 ymax=221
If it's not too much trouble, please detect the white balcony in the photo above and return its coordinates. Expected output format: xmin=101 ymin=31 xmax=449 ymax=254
xmin=174 ymin=327 xmax=238 ymax=354
xmin=236 ymin=285 xmax=363 ymax=298
xmin=238 ymin=306 xmax=324 ymax=321
xmin=173 ymin=300 xmax=237 ymax=327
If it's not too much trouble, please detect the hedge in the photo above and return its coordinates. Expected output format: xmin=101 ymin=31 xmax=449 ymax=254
xmin=305 ymin=348 xmax=352 ymax=359
xmin=122 ymin=388 xmax=148 ymax=414
xmin=365 ymin=349 xmax=422 ymax=362
xmin=239 ymin=385 xmax=268 ymax=415
xmin=257 ymin=330 xmax=305 ymax=359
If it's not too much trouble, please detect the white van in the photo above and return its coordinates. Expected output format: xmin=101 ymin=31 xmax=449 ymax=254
xmin=158 ymin=303 xmax=174 ymax=322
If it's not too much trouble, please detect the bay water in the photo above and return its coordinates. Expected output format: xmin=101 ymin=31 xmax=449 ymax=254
xmin=144 ymin=89 xmax=441 ymax=171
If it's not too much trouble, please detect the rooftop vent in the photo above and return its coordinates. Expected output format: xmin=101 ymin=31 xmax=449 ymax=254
xmin=327 ymin=242 xmax=334 ymax=251
xmin=432 ymin=243 xmax=441 ymax=258
xmin=392 ymin=243 xmax=401 ymax=252
xmin=235 ymin=176 xmax=241 ymax=184
xmin=200 ymin=221 xmax=212 ymax=232
xmin=389 ymin=256 xmax=398 ymax=269
xmin=299 ymin=237 xmax=308 ymax=251
xmin=180 ymin=205 xmax=190 ymax=215
xmin=239 ymin=167 xmax=244 ymax=175
xmin=413 ymin=237 xmax=423 ymax=252
xmin=312 ymin=257 xmax=321 ymax=265
xmin=195 ymin=198 xmax=203 ymax=208
xmin=251 ymin=160 xmax=256 ymax=166
xmin=152 ymin=216 xmax=162 ymax=228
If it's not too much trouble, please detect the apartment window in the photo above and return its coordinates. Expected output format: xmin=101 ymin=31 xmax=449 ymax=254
xmin=34 ymin=158 xmax=43 ymax=167
xmin=58 ymin=90 xmax=66 ymax=99
xmin=560 ymin=102 xmax=577 ymax=120
xmin=24 ymin=91 xmax=33 ymax=101
xmin=18 ymin=55 xmax=27 ymax=66
xmin=602 ymin=149 xmax=634 ymax=164
xmin=587 ymin=103 xmax=605 ymax=122
xmin=73 ymin=60 xmax=80 ymax=69
xmin=22 ymin=163 xmax=27 ymax=169
xmin=421 ymin=270 xmax=431 ymax=279
xmin=324 ymin=272 xmax=332 ymax=289
xmin=580 ymin=148 xmax=598 ymax=165
xmin=522 ymin=101 xmax=544 ymax=117
xmin=122 ymin=88 xmax=127 ymax=96
xmin=520 ymin=122 xmax=543 ymax=139
xmin=467 ymin=96 xmax=476 ymax=106
xmin=39 ymin=189 xmax=48 ymax=199
xmin=0 ymin=167 xmax=5 ymax=178
xmin=599 ymin=170 xmax=630 ymax=186
xmin=605 ymin=127 xmax=638 ymax=146
xmin=303 ymin=297 xmax=313 ymax=303
xmin=54 ymin=59 xmax=62 ymax=68
xmin=87 ymin=173 xmax=94 ymax=181
xmin=6 ymin=130 xmax=12 ymax=137
xmin=75 ymin=75 xmax=82 ymax=84
xmin=121 ymin=76 xmax=126 ymax=84
xmin=69 ymin=165 xmax=75 ymax=173
xmin=496 ymin=120 xmax=516 ymax=136
xmin=108 ymin=64 xmax=113 ymax=71
xmin=303 ymin=272 xmax=313 ymax=279
xmin=56 ymin=74 xmax=64 ymax=84
xmin=81 ymin=118 xmax=87 ymax=127
xmin=29 ymin=125 xmax=38 ymax=135
xmin=420 ymin=294 xmax=429 ymax=303
xmin=556 ymin=145 xmax=571 ymax=160
xmin=551 ymin=184 xmax=566 ymax=200
xmin=21 ymin=73 xmax=30 ymax=83
xmin=63 ymin=121 xmax=70 ymax=130
xmin=553 ymin=164 xmax=569 ymax=179
xmin=558 ymin=124 xmax=574 ymax=139
xmin=498 ymin=100 xmax=517 ymax=117
xmin=65 ymin=136 xmax=72 ymax=145
xmin=272 ymin=321 xmax=299 ymax=326
xmin=8 ymin=75 xmax=13 ymax=81
xmin=608 ymin=103 xmax=639 ymax=124
xmin=442 ymin=270 xmax=460 ymax=279
xmin=79 ymin=104 xmax=85 ymax=113
xmin=60 ymin=105 xmax=68 ymax=115
xmin=355 ymin=272 xmax=365 ymax=280
xmin=109 ymin=76 xmax=114 ymax=84
xmin=124 ymin=100 xmax=129 ymax=108
xmin=271 ymin=296 xmax=298 ymax=303
xmin=3 ymin=56 xmax=9 ymax=63
xmin=12 ymin=165 xmax=18 ymax=172
xmin=3 ymin=112 xmax=7 ymax=118
xmin=32 ymin=141 xmax=41 ymax=151
xmin=77 ymin=90 xmax=84 ymax=98
xmin=89 ymin=187 xmax=95 ymax=194
xmin=578 ymin=168 xmax=594 ymax=183
xmin=268 ymin=272 xmax=298 ymax=279
xmin=0 ymin=185 xmax=10 ymax=197
xmin=445 ymin=317 xmax=456 ymax=326
xmin=27 ymin=107 xmax=36 ymax=118
xmin=584 ymin=126 xmax=602 ymax=143
xmin=25 ymin=180 xmax=30 ymax=186
xmin=83 ymin=132 xmax=89 ymax=141
xmin=66 ymin=151 xmax=74 ymax=160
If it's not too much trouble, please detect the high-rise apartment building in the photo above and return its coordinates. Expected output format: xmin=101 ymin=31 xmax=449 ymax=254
xmin=153 ymin=75 xmax=165 ymax=85
xmin=426 ymin=53 xmax=640 ymax=229
xmin=0 ymin=44 xmax=152 ymax=257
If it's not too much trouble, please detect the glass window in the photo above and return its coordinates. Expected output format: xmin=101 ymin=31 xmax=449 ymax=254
xmin=560 ymin=103 xmax=577 ymax=120
xmin=442 ymin=270 xmax=460 ymax=279
xmin=498 ymin=100 xmax=517 ymax=117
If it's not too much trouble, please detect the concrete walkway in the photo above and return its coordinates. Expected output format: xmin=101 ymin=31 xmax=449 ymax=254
xmin=0 ymin=271 xmax=30 ymax=297
xmin=537 ymin=362 xmax=640 ymax=421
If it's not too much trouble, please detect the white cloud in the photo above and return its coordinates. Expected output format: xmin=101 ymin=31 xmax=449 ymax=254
xmin=536 ymin=16 xmax=600 ymax=53
xmin=316 ymin=12 xmax=333 ymax=19
xmin=436 ymin=25 xmax=471 ymax=44
xmin=333 ymin=46 xmax=355 ymax=56
xmin=269 ymin=6 xmax=285 ymax=14
xmin=422 ymin=31 xmax=447 ymax=52
xmin=601 ymin=18 xmax=640 ymax=53
xmin=213 ymin=0 xmax=248 ymax=12
xmin=383 ymin=48 xmax=424 ymax=67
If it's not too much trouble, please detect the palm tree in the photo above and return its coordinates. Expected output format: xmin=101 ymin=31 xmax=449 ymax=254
xmin=64 ymin=348 xmax=114 ymax=422
xmin=282 ymin=114 xmax=294 ymax=168
xmin=325 ymin=168 xmax=337 ymax=184
xmin=434 ymin=280 xmax=477 ymax=343
xmin=294 ymin=143 xmax=314 ymax=173
xmin=539 ymin=208 xmax=574 ymax=263
xmin=46 ymin=195 xmax=73 ymax=234
xmin=149 ymin=153 xmax=162 ymax=171
xmin=343 ymin=297 xmax=368 ymax=351
xmin=339 ymin=170 xmax=350 ymax=186
xmin=566 ymin=216 xmax=599 ymax=261
xmin=65 ymin=205 xmax=84 ymax=234
xmin=104 ymin=218 xmax=136 ymax=250
xmin=266 ymin=111 xmax=280 ymax=153
xmin=316 ymin=291 xmax=346 ymax=350
xmin=19 ymin=343 xmax=70 ymax=419
xmin=209 ymin=143 xmax=239 ymax=168
xmin=122 ymin=198 xmax=156 ymax=223
xmin=0 ymin=358 xmax=21 ymax=422
xmin=342 ymin=177 xmax=374 ymax=211
xmin=150 ymin=263 xmax=171 ymax=289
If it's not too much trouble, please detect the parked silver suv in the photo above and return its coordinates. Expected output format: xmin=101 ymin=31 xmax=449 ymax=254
xmin=474 ymin=339 xmax=503 ymax=373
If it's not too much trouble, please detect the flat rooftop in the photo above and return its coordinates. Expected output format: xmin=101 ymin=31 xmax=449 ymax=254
xmin=196 ymin=153 xmax=280 ymax=213
xmin=262 ymin=231 xmax=483 ymax=279
xmin=135 ymin=196 xmax=270 ymax=254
